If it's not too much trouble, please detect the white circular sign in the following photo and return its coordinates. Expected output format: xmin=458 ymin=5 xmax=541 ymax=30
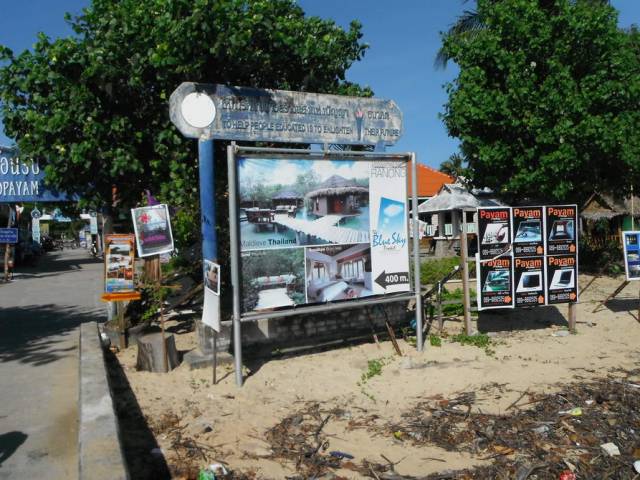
xmin=181 ymin=92 xmax=216 ymax=129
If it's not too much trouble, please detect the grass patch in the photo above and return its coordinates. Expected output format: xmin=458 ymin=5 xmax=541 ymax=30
xmin=357 ymin=357 xmax=393 ymax=404
xmin=441 ymin=288 xmax=476 ymax=316
xmin=361 ymin=358 xmax=386 ymax=383
xmin=449 ymin=332 xmax=495 ymax=356
xmin=429 ymin=334 xmax=442 ymax=347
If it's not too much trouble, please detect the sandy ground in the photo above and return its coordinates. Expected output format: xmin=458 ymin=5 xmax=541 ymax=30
xmin=115 ymin=273 xmax=640 ymax=478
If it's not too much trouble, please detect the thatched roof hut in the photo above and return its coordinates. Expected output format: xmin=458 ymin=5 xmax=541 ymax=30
xmin=582 ymin=192 xmax=640 ymax=221
xmin=305 ymin=175 xmax=368 ymax=199
xmin=418 ymin=183 xmax=504 ymax=213
xmin=272 ymin=189 xmax=302 ymax=201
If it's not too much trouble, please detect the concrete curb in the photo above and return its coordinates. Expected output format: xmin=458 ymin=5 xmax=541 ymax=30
xmin=78 ymin=321 xmax=129 ymax=479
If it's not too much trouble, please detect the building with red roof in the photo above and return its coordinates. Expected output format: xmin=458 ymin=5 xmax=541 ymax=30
xmin=408 ymin=163 xmax=454 ymax=200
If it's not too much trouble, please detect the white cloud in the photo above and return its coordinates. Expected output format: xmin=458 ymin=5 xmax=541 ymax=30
xmin=383 ymin=204 xmax=403 ymax=218
xmin=311 ymin=160 xmax=370 ymax=181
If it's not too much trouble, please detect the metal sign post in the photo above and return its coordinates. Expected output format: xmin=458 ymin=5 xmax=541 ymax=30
xmin=197 ymin=139 xmax=221 ymax=385
xmin=461 ymin=210 xmax=472 ymax=335
xmin=410 ymin=153 xmax=424 ymax=351
xmin=226 ymin=145 xmax=243 ymax=386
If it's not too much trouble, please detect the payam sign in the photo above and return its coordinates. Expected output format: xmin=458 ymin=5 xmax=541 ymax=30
xmin=0 ymin=147 xmax=73 ymax=202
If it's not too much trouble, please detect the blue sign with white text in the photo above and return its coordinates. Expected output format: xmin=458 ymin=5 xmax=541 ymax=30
xmin=0 ymin=146 xmax=74 ymax=202
xmin=0 ymin=228 xmax=18 ymax=244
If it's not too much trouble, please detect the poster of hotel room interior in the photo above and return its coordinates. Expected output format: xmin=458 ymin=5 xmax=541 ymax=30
xmin=305 ymin=243 xmax=374 ymax=303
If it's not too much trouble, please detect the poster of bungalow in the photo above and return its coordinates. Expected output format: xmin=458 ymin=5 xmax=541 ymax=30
xmin=238 ymin=158 xmax=376 ymax=312
xmin=238 ymin=158 xmax=371 ymax=251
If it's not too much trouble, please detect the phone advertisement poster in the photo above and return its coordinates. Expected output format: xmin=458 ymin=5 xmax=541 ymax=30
xmin=546 ymin=254 xmax=578 ymax=304
xmin=477 ymin=207 xmax=512 ymax=260
xmin=512 ymin=207 xmax=544 ymax=257
xmin=477 ymin=256 xmax=514 ymax=310
xmin=513 ymin=256 xmax=546 ymax=307
xmin=545 ymin=205 xmax=577 ymax=256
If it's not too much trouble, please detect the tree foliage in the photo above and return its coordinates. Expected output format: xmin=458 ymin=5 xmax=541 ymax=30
xmin=439 ymin=152 xmax=467 ymax=179
xmin=439 ymin=0 xmax=640 ymax=203
xmin=0 ymin=0 xmax=372 ymax=218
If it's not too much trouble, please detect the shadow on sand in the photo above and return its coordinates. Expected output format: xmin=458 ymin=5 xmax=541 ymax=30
xmin=0 ymin=431 xmax=28 ymax=466
xmin=477 ymin=305 xmax=569 ymax=333
xmin=105 ymin=349 xmax=171 ymax=480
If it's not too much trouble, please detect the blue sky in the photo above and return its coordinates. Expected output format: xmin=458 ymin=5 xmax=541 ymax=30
xmin=0 ymin=0 xmax=638 ymax=169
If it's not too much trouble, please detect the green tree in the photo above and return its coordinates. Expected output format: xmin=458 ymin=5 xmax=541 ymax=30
xmin=0 ymin=0 xmax=372 ymax=226
xmin=439 ymin=0 xmax=640 ymax=203
xmin=439 ymin=152 xmax=467 ymax=179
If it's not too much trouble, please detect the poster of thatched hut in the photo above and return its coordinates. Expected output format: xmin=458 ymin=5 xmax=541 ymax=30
xmin=306 ymin=175 xmax=368 ymax=217
xmin=237 ymin=158 xmax=371 ymax=251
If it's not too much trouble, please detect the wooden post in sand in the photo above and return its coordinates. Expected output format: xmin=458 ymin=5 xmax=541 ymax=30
xmin=144 ymin=255 xmax=168 ymax=372
xmin=568 ymin=302 xmax=577 ymax=333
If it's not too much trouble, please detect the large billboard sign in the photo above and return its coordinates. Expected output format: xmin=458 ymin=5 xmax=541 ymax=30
xmin=623 ymin=231 xmax=640 ymax=280
xmin=0 ymin=146 xmax=74 ymax=202
xmin=477 ymin=205 xmax=578 ymax=310
xmin=236 ymin=155 xmax=410 ymax=314
xmin=170 ymin=83 xmax=403 ymax=146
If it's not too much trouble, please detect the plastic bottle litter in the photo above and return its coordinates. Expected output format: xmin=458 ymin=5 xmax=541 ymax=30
xmin=209 ymin=464 xmax=228 ymax=475
xmin=559 ymin=471 xmax=576 ymax=480
xmin=600 ymin=442 xmax=620 ymax=457
xmin=198 ymin=463 xmax=228 ymax=480
xmin=329 ymin=450 xmax=355 ymax=460
xmin=532 ymin=425 xmax=550 ymax=434
xmin=634 ymin=460 xmax=640 ymax=473
xmin=552 ymin=330 xmax=570 ymax=337
xmin=198 ymin=470 xmax=215 ymax=480
xmin=150 ymin=447 xmax=164 ymax=457
xmin=558 ymin=407 xmax=582 ymax=416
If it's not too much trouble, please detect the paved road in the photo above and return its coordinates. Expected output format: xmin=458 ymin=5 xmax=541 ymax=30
xmin=0 ymin=249 xmax=104 ymax=479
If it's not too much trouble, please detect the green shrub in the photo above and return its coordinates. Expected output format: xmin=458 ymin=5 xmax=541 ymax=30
xmin=449 ymin=332 xmax=494 ymax=356
xmin=579 ymin=237 xmax=623 ymax=275
xmin=420 ymin=257 xmax=460 ymax=285
xmin=420 ymin=257 xmax=476 ymax=286
xmin=441 ymin=287 xmax=476 ymax=316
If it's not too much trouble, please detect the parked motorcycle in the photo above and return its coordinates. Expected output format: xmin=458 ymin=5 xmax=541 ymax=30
xmin=90 ymin=240 xmax=99 ymax=257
